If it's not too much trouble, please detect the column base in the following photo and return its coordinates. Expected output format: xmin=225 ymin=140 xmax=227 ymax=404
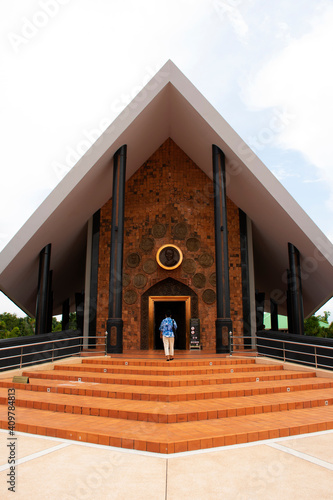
xmin=106 ymin=318 xmax=123 ymax=354
xmin=216 ymin=318 xmax=233 ymax=354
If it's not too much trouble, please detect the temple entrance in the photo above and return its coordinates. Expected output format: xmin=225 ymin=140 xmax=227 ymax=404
xmin=148 ymin=295 xmax=191 ymax=350
xmin=154 ymin=300 xmax=186 ymax=350
xmin=140 ymin=278 xmax=198 ymax=350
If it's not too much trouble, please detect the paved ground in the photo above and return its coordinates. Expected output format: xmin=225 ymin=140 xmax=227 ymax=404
xmin=0 ymin=428 xmax=332 ymax=499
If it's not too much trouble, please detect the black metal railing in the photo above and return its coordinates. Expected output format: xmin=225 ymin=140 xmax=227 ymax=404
xmin=0 ymin=330 xmax=83 ymax=372
xmin=256 ymin=331 xmax=333 ymax=370
xmin=229 ymin=333 xmax=256 ymax=354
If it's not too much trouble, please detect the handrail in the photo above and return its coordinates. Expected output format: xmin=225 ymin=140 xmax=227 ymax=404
xmin=256 ymin=334 xmax=333 ymax=370
xmin=0 ymin=334 xmax=83 ymax=371
xmin=229 ymin=333 xmax=255 ymax=355
xmin=256 ymin=335 xmax=333 ymax=351
xmin=0 ymin=335 xmax=83 ymax=351
xmin=0 ymin=343 xmax=83 ymax=362
xmin=229 ymin=332 xmax=333 ymax=370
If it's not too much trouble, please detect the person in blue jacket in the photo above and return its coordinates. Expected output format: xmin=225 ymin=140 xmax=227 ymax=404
xmin=159 ymin=310 xmax=177 ymax=361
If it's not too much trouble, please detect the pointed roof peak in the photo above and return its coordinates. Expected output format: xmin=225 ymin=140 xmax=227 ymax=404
xmin=0 ymin=62 xmax=332 ymax=315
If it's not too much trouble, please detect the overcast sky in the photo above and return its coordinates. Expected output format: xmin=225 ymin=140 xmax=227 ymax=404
xmin=1 ymin=0 xmax=333 ymax=318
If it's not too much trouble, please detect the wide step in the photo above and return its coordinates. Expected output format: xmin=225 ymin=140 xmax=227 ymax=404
xmin=0 ymin=404 xmax=332 ymax=453
xmin=0 ymin=356 xmax=332 ymax=453
xmin=20 ymin=368 xmax=315 ymax=387
xmin=1 ymin=387 xmax=332 ymax=423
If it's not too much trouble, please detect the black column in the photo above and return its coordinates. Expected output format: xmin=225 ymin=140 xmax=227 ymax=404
xmin=255 ymin=291 xmax=265 ymax=331
xmin=286 ymin=270 xmax=293 ymax=333
xmin=212 ymin=145 xmax=232 ymax=353
xmin=88 ymin=210 xmax=100 ymax=348
xmin=35 ymin=243 xmax=51 ymax=335
xmin=288 ymin=243 xmax=304 ymax=334
xmin=107 ymin=145 xmax=127 ymax=353
xmin=62 ymin=298 xmax=70 ymax=331
xmin=239 ymin=209 xmax=252 ymax=348
xmin=270 ymin=298 xmax=279 ymax=331
xmin=46 ymin=270 xmax=53 ymax=333
xmin=75 ymin=292 xmax=84 ymax=334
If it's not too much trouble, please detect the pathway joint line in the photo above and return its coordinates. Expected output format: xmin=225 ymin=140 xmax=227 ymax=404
xmin=165 ymin=458 xmax=168 ymax=500
xmin=0 ymin=442 xmax=71 ymax=471
xmin=266 ymin=442 xmax=333 ymax=471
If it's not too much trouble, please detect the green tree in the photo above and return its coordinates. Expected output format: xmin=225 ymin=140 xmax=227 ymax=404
xmin=68 ymin=312 xmax=77 ymax=330
xmin=325 ymin=323 xmax=333 ymax=338
xmin=0 ymin=312 xmax=78 ymax=338
xmin=0 ymin=313 xmax=35 ymax=338
xmin=52 ymin=316 xmax=62 ymax=332
xmin=317 ymin=311 xmax=330 ymax=324
xmin=304 ymin=315 xmax=321 ymax=336
xmin=304 ymin=312 xmax=333 ymax=338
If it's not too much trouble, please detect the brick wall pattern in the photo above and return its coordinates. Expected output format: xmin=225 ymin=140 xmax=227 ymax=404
xmin=95 ymin=138 xmax=243 ymax=350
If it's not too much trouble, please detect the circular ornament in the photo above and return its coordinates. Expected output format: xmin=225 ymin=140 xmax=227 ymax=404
xmin=123 ymin=273 xmax=131 ymax=287
xmin=127 ymin=253 xmax=141 ymax=268
xmin=140 ymin=237 xmax=154 ymax=252
xmin=123 ymin=289 xmax=138 ymax=305
xmin=186 ymin=237 xmax=200 ymax=252
xmin=133 ymin=274 xmax=147 ymax=289
xmin=156 ymin=244 xmax=183 ymax=270
xmin=173 ymin=222 xmax=189 ymax=240
xmin=193 ymin=273 xmax=206 ymax=289
xmin=143 ymin=259 xmax=157 ymax=274
xmin=202 ymin=289 xmax=216 ymax=304
xmin=209 ymin=272 xmax=216 ymax=287
xmin=152 ymin=223 xmax=166 ymax=239
xmin=199 ymin=253 xmax=214 ymax=268
xmin=182 ymin=258 xmax=196 ymax=275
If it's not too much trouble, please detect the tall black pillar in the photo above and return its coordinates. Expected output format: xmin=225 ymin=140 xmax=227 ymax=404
xmin=35 ymin=243 xmax=51 ymax=335
xmin=288 ymin=243 xmax=304 ymax=335
xmin=62 ymin=298 xmax=70 ymax=331
xmin=75 ymin=292 xmax=84 ymax=334
xmin=212 ymin=145 xmax=232 ymax=353
xmin=46 ymin=270 xmax=53 ymax=333
xmin=107 ymin=145 xmax=127 ymax=353
xmin=286 ymin=270 xmax=293 ymax=333
xmin=270 ymin=298 xmax=279 ymax=331
xmin=88 ymin=210 xmax=100 ymax=348
xmin=239 ymin=209 xmax=252 ymax=348
xmin=255 ymin=291 xmax=265 ymax=331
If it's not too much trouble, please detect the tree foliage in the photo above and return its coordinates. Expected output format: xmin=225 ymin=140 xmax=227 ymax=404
xmin=0 ymin=312 xmax=77 ymax=339
xmin=304 ymin=312 xmax=333 ymax=338
xmin=0 ymin=313 xmax=35 ymax=339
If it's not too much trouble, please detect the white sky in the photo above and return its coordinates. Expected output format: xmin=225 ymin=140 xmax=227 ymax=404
xmin=1 ymin=0 xmax=333 ymax=319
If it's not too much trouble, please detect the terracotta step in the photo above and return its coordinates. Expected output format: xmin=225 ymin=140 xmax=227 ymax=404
xmin=1 ymin=375 xmax=329 ymax=402
xmin=0 ymin=404 xmax=332 ymax=453
xmin=1 ymin=387 xmax=332 ymax=423
xmin=20 ymin=368 xmax=316 ymax=388
xmin=1 ymin=356 xmax=332 ymax=454
xmin=80 ymin=351 xmax=105 ymax=357
xmin=54 ymin=362 xmax=282 ymax=376
xmin=81 ymin=357 xmax=256 ymax=367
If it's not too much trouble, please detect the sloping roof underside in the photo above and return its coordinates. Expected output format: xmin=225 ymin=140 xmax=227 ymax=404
xmin=0 ymin=61 xmax=332 ymax=317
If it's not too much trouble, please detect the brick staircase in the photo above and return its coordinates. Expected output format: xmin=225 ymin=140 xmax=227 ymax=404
xmin=0 ymin=356 xmax=333 ymax=454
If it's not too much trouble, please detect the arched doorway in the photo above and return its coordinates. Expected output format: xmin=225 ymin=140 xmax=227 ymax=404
xmin=150 ymin=296 xmax=190 ymax=350
xmin=140 ymin=278 xmax=198 ymax=350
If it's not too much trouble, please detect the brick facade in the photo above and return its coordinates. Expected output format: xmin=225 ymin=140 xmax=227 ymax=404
xmin=96 ymin=138 xmax=243 ymax=350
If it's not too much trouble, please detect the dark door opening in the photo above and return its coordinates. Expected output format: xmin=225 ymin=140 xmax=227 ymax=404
xmin=154 ymin=301 xmax=186 ymax=350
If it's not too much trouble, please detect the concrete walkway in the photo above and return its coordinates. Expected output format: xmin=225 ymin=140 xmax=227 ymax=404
xmin=1 ymin=428 xmax=332 ymax=499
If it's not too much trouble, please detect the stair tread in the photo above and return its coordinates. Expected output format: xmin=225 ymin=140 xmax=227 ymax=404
xmin=20 ymin=368 xmax=316 ymax=388
xmin=1 ymin=376 xmax=330 ymax=400
xmin=0 ymin=404 xmax=332 ymax=453
xmin=81 ymin=358 xmax=256 ymax=366
xmin=1 ymin=387 xmax=332 ymax=421
xmin=1 ymin=357 xmax=332 ymax=453
xmin=54 ymin=362 xmax=282 ymax=375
